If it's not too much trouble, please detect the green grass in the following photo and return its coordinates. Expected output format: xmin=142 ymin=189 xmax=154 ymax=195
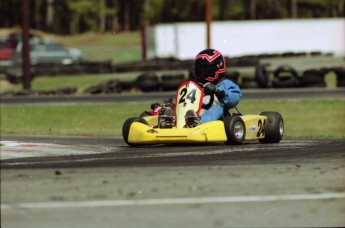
xmin=0 ymin=29 xmax=141 ymax=64
xmin=57 ymin=31 xmax=141 ymax=64
xmin=0 ymin=73 xmax=140 ymax=94
xmin=0 ymin=103 xmax=150 ymax=137
xmin=1 ymin=99 xmax=344 ymax=138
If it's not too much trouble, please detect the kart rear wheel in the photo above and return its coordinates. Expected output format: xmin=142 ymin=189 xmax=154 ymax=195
xmin=122 ymin=117 xmax=148 ymax=146
xmin=259 ymin=112 xmax=284 ymax=143
xmin=224 ymin=116 xmax=245 ymax=145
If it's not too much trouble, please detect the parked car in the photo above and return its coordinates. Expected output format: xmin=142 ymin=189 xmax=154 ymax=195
xmin=15 ymin=38 xmax=84 ymax=65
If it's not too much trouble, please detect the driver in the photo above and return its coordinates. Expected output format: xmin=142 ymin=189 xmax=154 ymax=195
xmin=185 ymin=49 xmax=242 ymax=127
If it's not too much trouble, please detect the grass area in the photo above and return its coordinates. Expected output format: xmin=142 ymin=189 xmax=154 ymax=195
xmin=0 ymin=28 xmax=141 ymax=64
xmin=57 ymin=31 xmax=141 ymax=64
xmin=0 ymin=73 xmax=140 ymax=94
xmin=1 ymin=99 xmax=344 ymax=138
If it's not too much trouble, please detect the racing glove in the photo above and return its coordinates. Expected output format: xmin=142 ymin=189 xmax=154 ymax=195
xmin=203 ymin=82 xmax=225 ymax=99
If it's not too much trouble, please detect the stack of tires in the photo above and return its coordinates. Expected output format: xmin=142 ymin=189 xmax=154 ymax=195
xmin=136 ymin=72 xmax=160 ymax=92
xmin=160 ymin=74 xmax=185 ymax=91
xmin=136 ymin=72 xmax=186 ymax=92
xmin=272 ymin=65 xmax=300 ymax=88
xmin=225 ymin=71 xmax=240 ymax=84
xmin=334 ymin=67 xmax=345 ymax=87
xmin=84 ymin=79 xmax=122 ymax=94
xmin=255 ymin=63 xmax=270 ymax=88
xmin=240 ymin=64 xmax=332 ymax=89
xmin=240 ymin=63 xmax=269 ymax=89
xmin=299 ymin=69 xmax=327 ymax=87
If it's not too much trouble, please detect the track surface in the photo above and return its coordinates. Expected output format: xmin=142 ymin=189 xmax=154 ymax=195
xmin=1 ymin=135 xmax=345 ymax=227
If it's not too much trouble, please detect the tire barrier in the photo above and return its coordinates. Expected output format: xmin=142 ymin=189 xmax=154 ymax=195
xmin=5 ymin=71 xmax=35 ymax=84
xmin=224 ymin=71 xmax=240 ymax=84
xmin=188 ymin=68 xmax=195 ymax=80
xmin=84 ymin=79 xmax=122 ymax=95
xmin=10 ymin=61 xmax=114 ymax=77
xmin=334 ymin=67 xmax=345 ymax=87
xmin=114 ymin=59 xmax=192 ymax=73
xmin=272 ymin=76 xmax=300 ymax=88
xmin=1 ymin=86 xmax=77 ymax=97
xmin=226 ymin=56 xmax=259 ymax=67
xmin=272 ymin=65 xmax=300 ymax=88
xmin=38 ymin=87 xmax=78 ymax=96
xmin=160 ymin=74 xmax=185 ymax=91
xmin=299 ymin=69 xmax=326 ymax=87
xmin=254 ymin=64 xmax=270 ymax=88
xmin=119 ymin=80 xmax=136 ymax=91
xmin=240 ymin=77 xmax=259 ymax=89
xmin=136 ymin=72 xmax=159 ymax=92
xmin=282 ymin=52 xmax=307 ymax=57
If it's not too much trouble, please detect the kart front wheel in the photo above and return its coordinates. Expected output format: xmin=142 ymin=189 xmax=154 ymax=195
xmin=224 ymin=116 xmax=245 ymax=145
xmin=259 ymin=112 xmax=284 ymax=143
xmin=122 ymin=117 xmax=148 ymax=146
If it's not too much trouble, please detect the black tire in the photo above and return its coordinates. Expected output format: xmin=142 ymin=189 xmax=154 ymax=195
xmin=272 ymin=65 xmax=299 ymax=88
xmin=223 ymin=116 xmax=246 ymax=145
xmin=272 ymin=76 xmax=300 ymax=88
xmin=228 ymin=56 xmax=259 ymax=67
xmin=255 ymin=64 xmax=270 ymax=88
xmin=104 ymin=79 xmax=122 ymax=93
xmin=55 ymin=87 xmax=78 ymax=95
xmin=299 ymin=69 xmax=326 ymax=87
xmin=119 ymin=80 xmax=135 ymax=91
xmin=334 ymin=67 xmax=345 ymax=87
xmin=188 ymin=68 xmax=195 ymax=80
xmin=161 ymin=74 xmax=185 ymax=91
xmin=136 ymin=72 xmax=159 ymax=92
xmin=139 ymin=111 xmax=151 ymax=117
xmin=5 ymin=73 xmax=21 ymax=84
xmin=273 ymin=65 xmax=298 ymax=78
xmin=224 ymin=71 xmax=240 ymax=84
xmin=122 ymin=117 xmax=148 ymax=146
xmin=240 ymin=77 xmax=259 ymax=89
xmin=84 ymin=84 xmax=104 ymax=94
xmin=259 ymin=112 xmax=284 ymax=143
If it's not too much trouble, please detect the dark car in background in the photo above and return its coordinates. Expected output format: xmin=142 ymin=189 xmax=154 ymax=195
xmin=0 ymin=34 xmax=84 ymax=73
xmin=15 ymin=38 xmax=84 ymax=66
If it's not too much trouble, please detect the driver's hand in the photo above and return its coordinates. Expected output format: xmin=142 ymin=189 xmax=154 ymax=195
xmin=203 ymin=82 xmax=216 ymax=95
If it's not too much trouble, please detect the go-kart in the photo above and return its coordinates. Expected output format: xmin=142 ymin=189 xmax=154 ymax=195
xmin=122 ymin=80 xmax=284 ymax=146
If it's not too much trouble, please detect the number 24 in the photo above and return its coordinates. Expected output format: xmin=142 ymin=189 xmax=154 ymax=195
xmin=179 ymin=88 xmax=196 ymax=104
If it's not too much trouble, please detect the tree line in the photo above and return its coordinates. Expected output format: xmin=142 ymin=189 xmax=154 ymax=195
xmin=1 ymin=0 xmax=344 ymax=35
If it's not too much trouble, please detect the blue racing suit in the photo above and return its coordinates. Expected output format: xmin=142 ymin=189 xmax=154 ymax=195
xmin=200 ymin=79 xmax=242 ymax=123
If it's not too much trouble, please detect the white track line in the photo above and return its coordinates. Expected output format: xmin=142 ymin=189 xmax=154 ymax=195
xmin=2 ymin=192 xmax=345 ymax=210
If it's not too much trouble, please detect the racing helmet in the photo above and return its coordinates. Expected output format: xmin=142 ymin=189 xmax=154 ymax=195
xmin=193 ymin=49 xmax=226 ymax=83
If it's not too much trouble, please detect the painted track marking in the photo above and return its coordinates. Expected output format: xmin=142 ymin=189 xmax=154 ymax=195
xmin=2 ymin=192 xmax=345 ymax=210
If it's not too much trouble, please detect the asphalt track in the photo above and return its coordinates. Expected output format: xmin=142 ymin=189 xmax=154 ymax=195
xmin=1 ymin=88 xmax=345 ymax=227
xmin=1 ymin=135 xmax=345 ymax=227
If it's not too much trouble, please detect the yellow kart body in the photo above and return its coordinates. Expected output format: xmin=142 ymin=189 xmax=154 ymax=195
xmin=126 ymin=114 xmax=267 ymax=144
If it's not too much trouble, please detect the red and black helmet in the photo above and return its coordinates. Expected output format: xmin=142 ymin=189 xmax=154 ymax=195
xmin=193 ymin=49 xmax=226 ymax=83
